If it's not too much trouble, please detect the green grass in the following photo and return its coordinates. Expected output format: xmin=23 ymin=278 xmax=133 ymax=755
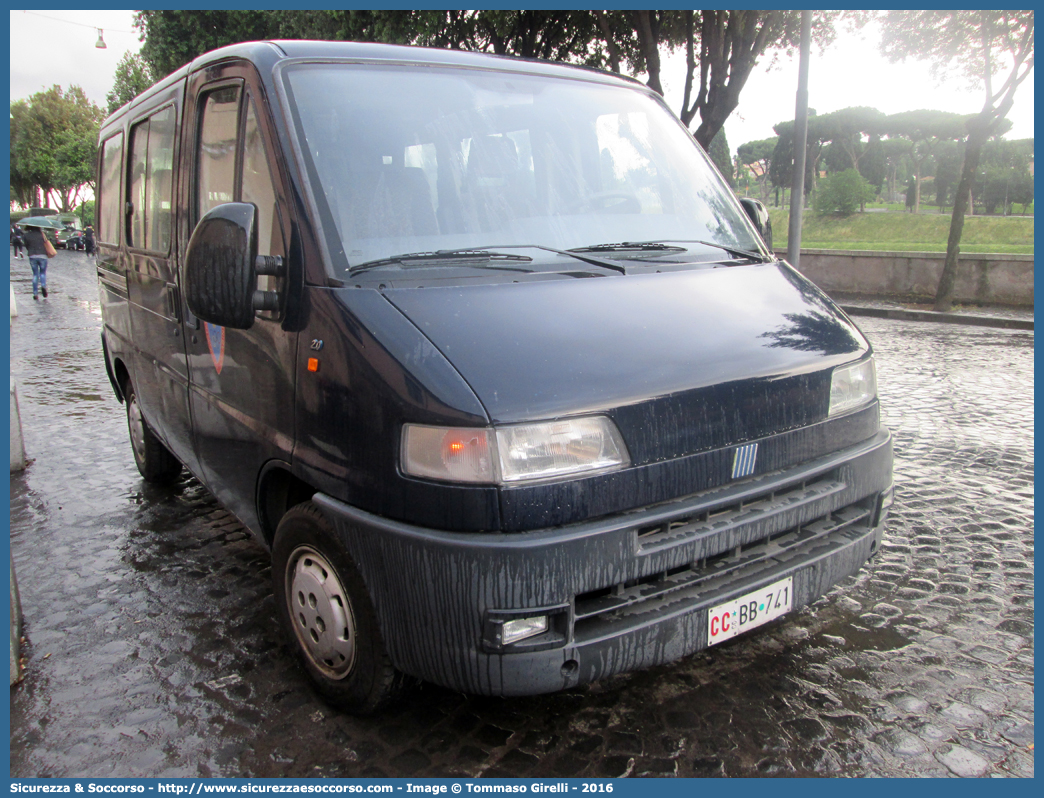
xmin=770 ymin=208 xmax=1034 ymax=254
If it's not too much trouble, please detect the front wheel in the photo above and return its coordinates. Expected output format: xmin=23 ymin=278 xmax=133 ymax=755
xmin=125 ymin=382 xmax=182 ymax=483
xmin=272 ymin=501 xmax=406 ymax=714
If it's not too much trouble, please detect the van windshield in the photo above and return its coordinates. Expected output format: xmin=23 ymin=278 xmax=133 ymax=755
xmin=283 ymin=63 xmax=764 ymax=276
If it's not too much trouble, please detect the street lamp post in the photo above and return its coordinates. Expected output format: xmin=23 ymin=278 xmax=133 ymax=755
xmin=787 ymin=10 xmax=812 ymax=269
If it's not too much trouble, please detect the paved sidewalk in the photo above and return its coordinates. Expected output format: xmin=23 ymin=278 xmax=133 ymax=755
xmin=833 ymin=296 xmax=1033 ymax=330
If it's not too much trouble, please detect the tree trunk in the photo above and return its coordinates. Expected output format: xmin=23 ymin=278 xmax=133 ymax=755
xmin=935 ymin=131 xmax=986 ymax=311
xmin=631 ymin=11 xmax=663 ymax=95
xmin=593 ymin=11 xmax=620 ymax=73
xmin=913 ymin=162 xmax=921 ymax=214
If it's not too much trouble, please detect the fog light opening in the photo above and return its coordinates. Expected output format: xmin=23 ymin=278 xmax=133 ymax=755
xmin=502 ymin=615 xmax=549 ymax=645
xmin=561 ymin=659 xmax=579 ymax=677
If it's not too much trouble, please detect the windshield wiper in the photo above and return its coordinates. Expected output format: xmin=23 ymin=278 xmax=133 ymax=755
xmin=521 ymin=245 xmax=627 ymax=274
xmin=348 ymin=249 xmax=533 ymax=276
xmin=574 ymin=239 xmax=769 ymax=263
xmin=661 ymin=239 xmax=771 ymax=263
xmin=569 ymin=241 xmax=687 ymax=254
xmin=351 ymin=245 xmax=629 ymax=277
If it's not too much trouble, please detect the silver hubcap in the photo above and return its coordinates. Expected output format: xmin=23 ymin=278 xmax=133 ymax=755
xmin=128 ymin=395 xmax=147 ymax=463
xmin=286 ymin=546 xmax=356 ymax=679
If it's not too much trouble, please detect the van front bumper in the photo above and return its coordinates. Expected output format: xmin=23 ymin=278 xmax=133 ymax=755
xmin=314 ymin=428 xmax=892 ymax=696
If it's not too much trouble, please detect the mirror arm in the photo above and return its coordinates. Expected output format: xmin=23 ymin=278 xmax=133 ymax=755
xmin=255 ymin=255 xmax=284 ymax=276
xmin=252 ymin=291 xmax=281 ymax=312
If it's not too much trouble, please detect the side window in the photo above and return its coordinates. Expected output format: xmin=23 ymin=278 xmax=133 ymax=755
xmin=128 ymin=119 xmax=149 ymax=248
xmin=147 ymin=107 xmax=175 ymax=252
xmin=195 ymin=84 xmax=284 ymax=318
xmin=98 ymin=133 xmax=124 ymax=245
xmin=197 ymin=86 xmax=241 ymax=220
xmin=241 ymin=96 xmax=285 ymax=314
xmin=127 ymin=106 xmax=176 ymax=252
xmin=241 ymin=98 xmax=281 ymax=257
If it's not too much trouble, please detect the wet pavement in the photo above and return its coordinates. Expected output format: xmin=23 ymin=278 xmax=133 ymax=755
xmin=9 ymin=250 xmax=1034 ymax=778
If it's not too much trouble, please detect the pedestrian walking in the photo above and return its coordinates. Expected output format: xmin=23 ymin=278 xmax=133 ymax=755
xmin=11 ymin=224 xmax=25 ymax=258
xmin=22 ymin=223 xmax=56 ymax=299
xmin=83 ymin=224 xmax=95 ymax=257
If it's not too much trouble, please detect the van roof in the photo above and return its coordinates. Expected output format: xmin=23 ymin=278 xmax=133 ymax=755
xmin=101 ymin=40 xmax=644 ymax=127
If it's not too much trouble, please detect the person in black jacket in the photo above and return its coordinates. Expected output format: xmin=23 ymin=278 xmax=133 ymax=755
xmin=83 ymin=225 xmax=95 ymax=257
xmin=22 ymin=224 xmax=51 ymax=299
xmin=11 ymin=224 xmax=25 ymax=258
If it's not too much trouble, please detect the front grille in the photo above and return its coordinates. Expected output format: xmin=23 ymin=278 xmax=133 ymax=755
xmin=573 ymin=474 xmax=878 ymax=642
xmin=633 ymin=468 xmax=846 ymax=554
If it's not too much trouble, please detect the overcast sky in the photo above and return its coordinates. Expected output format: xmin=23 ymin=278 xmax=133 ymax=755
xmin=9 ymin=10 xmax=1035 ymax=152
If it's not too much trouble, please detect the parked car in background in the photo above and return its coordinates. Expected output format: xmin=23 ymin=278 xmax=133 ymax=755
xmin=54 ymin=214 xmax=83 ymax=249
xmin=64 ymin=230 xmax=86 ymax=251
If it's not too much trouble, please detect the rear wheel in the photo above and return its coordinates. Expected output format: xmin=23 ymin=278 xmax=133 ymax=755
xmin=125 ymin=382 xmax=182 ymax=483
xmin=272 ymin=501 xmax=406 ymax=714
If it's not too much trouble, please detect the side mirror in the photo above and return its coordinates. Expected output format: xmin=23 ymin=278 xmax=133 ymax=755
xmin=185 ymin=203 xmax=259 ymax=330
xmin=739 ymin=197 xmax=773 ymax=252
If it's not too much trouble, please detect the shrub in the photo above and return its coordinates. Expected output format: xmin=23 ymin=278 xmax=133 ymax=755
xmin=814 ymin=169 xmax=876 ymax=216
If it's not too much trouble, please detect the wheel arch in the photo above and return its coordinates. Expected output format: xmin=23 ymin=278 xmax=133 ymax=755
xmin=257 ymin=462 xmax=318 ymax=548
xmin=103 ymin=333 xmax=128 ymax=404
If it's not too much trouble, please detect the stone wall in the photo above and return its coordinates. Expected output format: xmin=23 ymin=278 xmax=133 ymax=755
xmin=779 ymin=249 xmax=1034 ymax=307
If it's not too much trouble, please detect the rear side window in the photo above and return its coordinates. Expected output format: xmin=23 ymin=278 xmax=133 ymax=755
xmin=127 ymin=106 xmax=176 ymax=253
xmin=128 ymin=121 xmax=148 ymax=247
xmin=98 ymin=133 xmax=124 ymax=245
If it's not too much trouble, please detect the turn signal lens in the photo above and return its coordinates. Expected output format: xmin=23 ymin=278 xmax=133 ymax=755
xmin=401 ymin=425 xmax=496 ymax=483
xmin=829 ymin=357 xmax=877 ymax=417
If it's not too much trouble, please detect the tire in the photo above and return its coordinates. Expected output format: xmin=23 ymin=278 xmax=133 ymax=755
xmin=125 ymin=381 xmax=182 ymax=483
xmin=272 ymin=501 xmax=406 ymax=714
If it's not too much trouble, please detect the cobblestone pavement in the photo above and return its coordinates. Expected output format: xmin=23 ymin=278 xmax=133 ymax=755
xmin=9 ymin=250 xmax=1034 ymax=778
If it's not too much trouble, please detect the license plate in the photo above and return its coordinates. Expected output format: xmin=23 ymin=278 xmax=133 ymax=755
xmin=707 ymin=576 xmax=793 ymax=646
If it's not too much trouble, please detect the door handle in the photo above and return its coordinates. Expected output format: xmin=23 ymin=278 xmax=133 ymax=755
xmin=167 ymin=284 xmax=181 ymax=323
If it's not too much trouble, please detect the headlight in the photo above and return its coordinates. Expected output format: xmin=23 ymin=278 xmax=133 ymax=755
xmin=401 ymin=416 xmax=630 ymax=484
xmin=829 ymin=357 xmax=877 ymax=417
xmin=495 ymin=417 xmax=630 ymax=482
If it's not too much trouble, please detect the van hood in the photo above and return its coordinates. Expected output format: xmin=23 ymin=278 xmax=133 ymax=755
xmin=382 ymin=262 xmax=869 ymax=464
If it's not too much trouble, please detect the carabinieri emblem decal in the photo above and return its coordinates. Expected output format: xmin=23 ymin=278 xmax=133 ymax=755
xmin=205 ymin=322 xmax=225 ymax=374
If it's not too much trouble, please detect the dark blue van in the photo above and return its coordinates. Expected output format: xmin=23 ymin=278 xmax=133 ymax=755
xmin=96 ymin=41 xmax=892 ymax=713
